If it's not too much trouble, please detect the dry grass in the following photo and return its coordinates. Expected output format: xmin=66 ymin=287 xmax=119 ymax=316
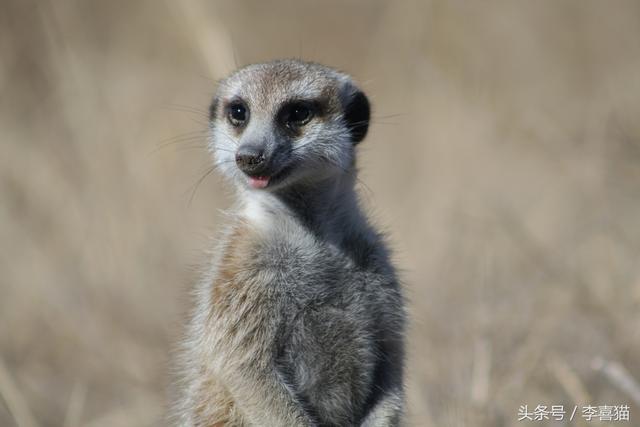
xmin=2 ymin=1 xmax=640 ymax=426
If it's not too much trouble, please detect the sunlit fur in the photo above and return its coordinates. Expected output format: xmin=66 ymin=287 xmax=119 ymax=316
xmin=171 ymin=59 xmax=406 ymax=427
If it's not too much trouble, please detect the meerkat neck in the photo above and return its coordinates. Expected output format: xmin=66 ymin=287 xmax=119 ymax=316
xmin=241 ymin=173 xmax=368 ymax=245
xmin=279 ymin=173 xmax=365 ymax=240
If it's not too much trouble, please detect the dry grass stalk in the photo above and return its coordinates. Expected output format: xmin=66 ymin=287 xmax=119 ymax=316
xmin=0 ymin=357 xmax=39 ymax=427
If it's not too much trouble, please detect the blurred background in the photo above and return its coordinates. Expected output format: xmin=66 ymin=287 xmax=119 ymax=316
xmin=2 ymin=1 xmax=640 ymax=426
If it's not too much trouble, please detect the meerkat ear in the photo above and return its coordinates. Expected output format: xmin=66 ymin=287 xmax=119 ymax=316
xmin=343 ymin=86 xmax=370 ymax=144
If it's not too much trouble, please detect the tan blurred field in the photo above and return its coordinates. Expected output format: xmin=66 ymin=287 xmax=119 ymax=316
xmin=2 ymin=1 xmax=640 ymax=426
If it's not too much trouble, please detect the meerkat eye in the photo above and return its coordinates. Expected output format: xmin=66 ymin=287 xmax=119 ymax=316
xmin=282 ymin=102 xmax=314 ymax=129
xmin=228 ymin=102 xmax=248 ymax=127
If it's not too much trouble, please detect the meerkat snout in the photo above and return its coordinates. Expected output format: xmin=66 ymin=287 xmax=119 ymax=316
xmin=208 ymin=60 xmax=371 ymax=192
xmin=235 ymin=144 xmax=267 ymax=175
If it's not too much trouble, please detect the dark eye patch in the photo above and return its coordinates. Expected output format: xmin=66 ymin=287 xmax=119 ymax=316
xmin=278 ymin=100 xmax=320 ymax=131
xmin=208 ymin=97 xmax=219 ymax=121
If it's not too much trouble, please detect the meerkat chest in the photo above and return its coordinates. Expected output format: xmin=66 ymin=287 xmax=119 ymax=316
xmin=208 ymin=220 xmax=382 ymax=423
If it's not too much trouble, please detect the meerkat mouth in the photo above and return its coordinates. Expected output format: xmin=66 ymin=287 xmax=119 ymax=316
xmin=248 ymin=176 xmax=270 ymax=189
xmin=246 ymin=165 xmax=294 ymax=190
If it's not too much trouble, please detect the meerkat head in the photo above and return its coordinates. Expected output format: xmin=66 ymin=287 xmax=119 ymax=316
xmin=208 ymin=59 xmax=370 ymax=192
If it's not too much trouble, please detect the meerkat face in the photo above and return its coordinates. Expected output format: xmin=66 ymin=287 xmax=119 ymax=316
xmin=208 ymin=60 xmax=370 ymax=192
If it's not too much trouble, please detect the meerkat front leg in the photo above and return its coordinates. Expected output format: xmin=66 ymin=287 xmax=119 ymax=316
xmin=177 ymin=344 xmax=313 ymax=427
xmin=204 ymin=242 xmax=317 ymax=427
xmin=218 ymin=344 xmax=315 ymax=427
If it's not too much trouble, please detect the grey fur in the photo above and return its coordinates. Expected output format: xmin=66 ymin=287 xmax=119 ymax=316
xmin=171 ymin=60 xmax=406 ymax=427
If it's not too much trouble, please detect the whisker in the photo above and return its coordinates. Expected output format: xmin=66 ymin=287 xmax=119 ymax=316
xmin=163 ymin=103 xmax=210 ymax=118
xmin=187 ymin=166 xmax=216 ymax=206
xmin=152 ymin=137 xmax=206 ymax=151
xmin=372 ymin=113 xmax=404 ymax=120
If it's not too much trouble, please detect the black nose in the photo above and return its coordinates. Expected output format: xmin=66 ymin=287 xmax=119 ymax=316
xmin=235 ymin=145 xmax=267 ymax=175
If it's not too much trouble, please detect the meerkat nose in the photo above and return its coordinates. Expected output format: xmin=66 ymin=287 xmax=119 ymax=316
xmin=235 ymin=144 xmax=269 ymax=176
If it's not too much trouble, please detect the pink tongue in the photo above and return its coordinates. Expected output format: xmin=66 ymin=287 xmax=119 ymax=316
xmin=249 ymin=176 xmax=270 ymax=189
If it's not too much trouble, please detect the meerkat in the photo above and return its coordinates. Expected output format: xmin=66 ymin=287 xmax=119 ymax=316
xmin=171 ymin=59 xmax=406 ymax=427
